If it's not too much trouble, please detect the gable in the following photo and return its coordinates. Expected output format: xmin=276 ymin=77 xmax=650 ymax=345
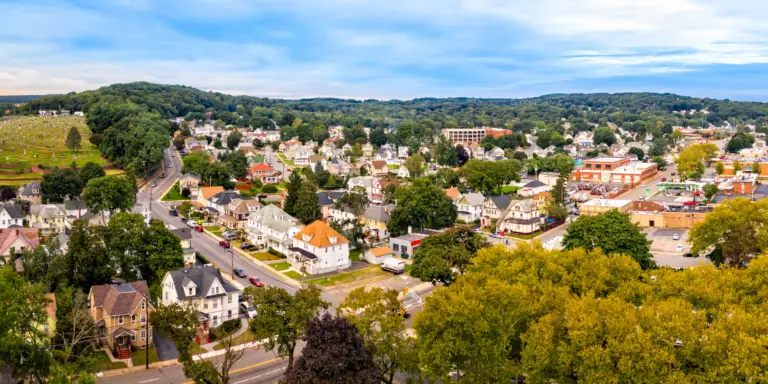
xmin=206 ymin=278 xmax=224 ymax=296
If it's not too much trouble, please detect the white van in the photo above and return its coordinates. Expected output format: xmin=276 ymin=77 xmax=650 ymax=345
xmin=381 ymin=258 xmax=405 ymax=274
xmin=240 ymin=303 xmax=257 ymax=319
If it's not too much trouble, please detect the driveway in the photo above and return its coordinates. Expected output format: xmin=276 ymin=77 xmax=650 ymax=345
xmin=153 ymin=328 xmax=179 ymax=362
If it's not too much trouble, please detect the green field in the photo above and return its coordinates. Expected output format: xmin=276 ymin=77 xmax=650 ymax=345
xmin=270 ymin=262 xmax=291 ymax=271
xmin=0 ymin=116 xmax=109 ymax=185
xmin=305 ymin=265 xmax=387 ymax=287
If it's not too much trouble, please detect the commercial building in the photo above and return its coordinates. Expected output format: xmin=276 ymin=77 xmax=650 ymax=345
xmin=571 ymin=157 xmax=631 ymax=182
xmin=610 ymin=162 xmax=659 ymax=186
xmin=441 ymin=127 xmax=512 ymax=144
xmin=579 ymin=199 xmax=632 ymax=216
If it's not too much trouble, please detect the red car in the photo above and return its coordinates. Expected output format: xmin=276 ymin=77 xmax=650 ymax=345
xmin=194 ymin=226 xmax=203 ymax=232
xmin=249 ymin=277 xmax=264 ymax=287
xmin=219 ymin=240 xmax=230 ymax=248
xmin=683 ymin=201 xmax=697 ymax=206
xmin=661 ymin=178 xmax=667 ymax=182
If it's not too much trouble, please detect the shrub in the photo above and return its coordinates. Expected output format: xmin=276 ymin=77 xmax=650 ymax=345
xmin=261 ymin=184 xmax=278 ymax=193
xmin=456 ymin=218 xmax=466 ymax=224
xmin=268 ymin=248 xmax=286 ymax=258
xmin=181 ymin=187 xmax=191 ymax=198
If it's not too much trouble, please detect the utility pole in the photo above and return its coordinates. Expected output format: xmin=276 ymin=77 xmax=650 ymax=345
xmin=145 ymin=296 xmax=149 ymax=369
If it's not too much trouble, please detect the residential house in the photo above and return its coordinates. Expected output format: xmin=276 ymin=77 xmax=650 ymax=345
xmin=518 ymin=180 xmax=550 ymax=197
xmin=28 ymin=204 xmax=66 ymax=235
xmin=197 ymin=186 xmax=225 ymax=207
xmin=481 ymin=195 xmax=511 ymax=228
xmin=445 ymin=187 xmax=461 ymax=202
xmin=18 ymin=181 xmax=42 ymax=204
xmin=185 ymin=139 xmax=208 ymax=152
xmin=246 ymin=205 xmax=300 ymax=253
xmin=309 ymin=154 xmax=327 ymax=170
xmin=0 ymin=228 xmax=39 ymax=263
xmin=172 ymin=228 xmax=196 ymax=268
xmin=484 ymin=147 xmax=505 ymax=161
xmin=389 ymin=230 xmax=440 ymax=258
xmin=89 ymin=281 xmax=154 ymax=360
xmin=0 ymin=205 xmax=23 ymax=228
xmin=574 ymin=132 xmax=594 ymax=147
xmin=327 ymin=159 xmax=353 ymax=176
xmin=397 ymin=167 xmax=410 ymax=179
xmin=61 ymin=200 xmax=88 ymax=219
xmin=397 ymin=146 xmax=409 ymax=160
xmin=362 ymin=204 xmax=395 ymax=241
xmin=293 ymin=149 xmax=313 ymax=166
xmin=317 ymin=191 xmax=344 ymax=219
xmin=362 ymin=143 xmax=374 ymax=157
xmin=455 ymin=192 xmax=485 ymax=223
xmin=179 ymin=174 xmax=201 ymax=197
xmin=218 ymin=199 xmax=261 ymax=230
xmin=249 ymin=163 xmax=279 ymax=184
xmin=532 ymin=192 xmax=551 ymax=214
xmin=497 ymin=199 xmax=540 ymax=234
xmin=329 ymin=204 xmax=357 ymax=227
xmin=367 ymin=160 xmax=389 ymax=177
xmin=319 ymin=142 xmax=337 ymax=157
xmin=347 ymin=176 xmax=384 ymax=203
xmin=375 ymin=147 xmax=396 ymax=164
xmin=207 ymin=190 xmax=241 ymax=213
xmin=288 ymin=221 xmax=351 ymax=275
xmin=160 ymin=266 xmax=241 ymax=339
xmin=364 ymin=246 xmax=394 ymax=265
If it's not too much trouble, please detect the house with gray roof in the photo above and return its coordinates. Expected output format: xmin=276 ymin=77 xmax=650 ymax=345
xmin=18 ymin=181 xmax=41 ymax=204
xmin=362 ymin=204 xmax=396 ymax=240
xmin=0 ymin=205 xmax=23 ymax=228
xmin=455 ymin=192 xmax=485 ymax=223
xmin=160 ymin=266 xmax=241 ymax=328
xmin=28 ymin=204 xmax=66 ymax=235
xmin=317 ymin=191 xmax=344 ymax=219
xmin=246 ymin=205 xmax=301 ymax=253
xmin=482 ymin=195 xmax=512 ymax=228
xmin=497 ymin=199 xmax=540 ymax=234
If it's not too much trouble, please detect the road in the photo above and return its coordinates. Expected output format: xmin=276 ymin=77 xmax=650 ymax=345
xmin=618 ymin=165 xmax=677 ymax=201
xmin=99 ymin=349 xmax=287 ymax=384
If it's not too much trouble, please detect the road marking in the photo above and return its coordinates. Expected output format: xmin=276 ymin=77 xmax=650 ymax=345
xmin=232 ymin=367 xmax=286 ymax=384
xmin=139 ymin=379 xmax=159 ymax=383
xmin=182 ymin=358 xmax=282 ymax=384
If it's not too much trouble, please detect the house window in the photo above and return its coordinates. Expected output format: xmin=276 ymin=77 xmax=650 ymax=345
xmin=228 ymin=295 xmax=233 ymax=304
xmin=141 ymin=301 xmax=145 ymax=310
xmin=140 ymin=330 xmax=146 ymax=341
xmin=213 ymin=315 xmax=218 ymax=326
xmin=131 ymin=332 xmax=136 ymax=341
xmin=188 ymin=288 xmax=193 ymax=295
xmin=118 ymin=316 xmax=123 ymax=325
xmin=140 ymin=315 xmax=146 ymax=324
xmin=213 ymin=301 xmax=218 ymax=309
xmin=228 ymin=310 xmax=232 ymax=319
xmin=164 ymin=292 xmax=168 ymax=300
xmin=392 ymin=244 xmax=399 ymax=252
xmin=204 ymin=301 xmax=208 ymax=309
xmin=131 ymin=315 xmax=136 ymax=323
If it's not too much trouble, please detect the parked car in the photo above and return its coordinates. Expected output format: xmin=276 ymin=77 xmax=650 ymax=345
xmin=240 ymin=303 xmax=257 ymax=319
xmin=151 ymin=181 xmax=157 ymax=187
xmin=219 ymin=240 xmax=230 ymax=248
xmin=233 ymin=268 xmax=247 ymax=278
xmin=661 ymin=178 xmax=667 ymax=182
xmin=168 ymin=209 xmax=178 ymax=216
xmin=249 ymin=277 xmax=264 ymax=287
xmin=672 ymin=233 xmax=681 ymax=240
xmin=671 ymin=172 xmax=676 ymax=176
xmin=222 ymin=231 xmax=237 ymax=240
xmin=194 ymin=226 xmax=203 ymax=232
xmin=167 ymin=164 xmax=172 ymax=168
xmin=186 ymin=220 xmax=197 ymax=228
xmin=683 ymin=201 xmax=697 ymax=206
xmin=240 ymin=243 xmax=255 ymax=250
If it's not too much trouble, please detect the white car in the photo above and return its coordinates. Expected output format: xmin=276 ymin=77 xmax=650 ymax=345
xmin=186 ymin=220 xmax=198 ymax=228
xmin=240 ymin=303 xmax=257 ymax=319
xmin=672 ymin=233 xmax=681 ymax=240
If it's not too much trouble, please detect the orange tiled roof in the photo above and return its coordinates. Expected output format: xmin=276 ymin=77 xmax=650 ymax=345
xmin=370 ymin=246 xmax=393 ymax=257
xmin=445 ymin=187 xmax=461 ymax=200
xmin=199 ymin=186 xmax=225 ymax=199
xmin=294 ymin=220 xmax=349 ymax=248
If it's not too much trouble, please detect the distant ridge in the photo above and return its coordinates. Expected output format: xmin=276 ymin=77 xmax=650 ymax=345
xmin=0 ymin=95 xmax=56 ymax=104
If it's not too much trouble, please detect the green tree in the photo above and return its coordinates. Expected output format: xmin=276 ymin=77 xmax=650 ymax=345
xmin=201 ymin=161 xmax=234 ymax=189
xmin=65 ymin=126 xmax=82 ymax=153
xmin=715 ymin=161 xmax=725 ymax=175
xmin=460 ymin=159 xmax=521 ymax=194
xmin=172 ymin=134 xmax=186 ymax=150
xmin=41 ymin=168 xmax=84 ymax=202
xmin=387 ymin=179 xmax=458 ymax=237
xmin=369 ymin=128 xmax=388 ymax=148
xmin=222 ymin=150 xmax=248 ymax=179
xmin=66 ymin=219 xmax=115 ymax=290
xmin=690 ymin=198 xmax=768 ymax=266
xmin=675 ymin=143 xmax=718 ymax=181
xmin=702 ymin=183 xmax=719 ymax=204
xmin=245 ymin=285 xmax=329 ymax=370
xmin=313 ymin=162 xmax=330 ymax=187
xmin=294 ymin=182 xmax=321 ymax=224
xmin=563 ymin=210 xmax=655 ymax=269
xmin=628 ymin=147 xmax=645 ymax=160
xmin=336 ymin=186 xmax=369 ymax=217
xmin=593 ymin=126 xmax=616 ymax=146
xmin=21 ymin=238 xmax=69 ymax=292
xmin=281 ymin=314 xmax=382 ymax=384
xmin=403 ymin=154 xmax=425 ymax=178
xmin=411 ymin=227 xmax=490 ymax=285
xmin=283 ymin=172 xmax=302 ymax=216
xmin=82 ymin=176 xmax=135 ymax=218
xmin=338 ymin=287 xmax=420 ymax=384
xmin=545 ymin=203 xmax=569 ymax=221
xmin=226 ymin=131 xmax=242 ymax=150
xmin=182 ymin=151 xmax=212 ymax=177
xmin=753 ymin=162 xmax=762 ymax=174
xmin=79 ymin=161 xmax=105 ymax=185
xmin=434 ymin=135 xmax=458 ymax=166
xmin=433 ymin=168 xmax=461 ymax=188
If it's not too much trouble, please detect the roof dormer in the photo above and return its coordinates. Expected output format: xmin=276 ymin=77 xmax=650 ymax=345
xmin=329 ymin=236 xmax=338 ymax=244
xmin=302 ymin=234 xmax=313 ymax=242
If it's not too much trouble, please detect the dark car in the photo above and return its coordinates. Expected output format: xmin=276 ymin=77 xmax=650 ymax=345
xmin=194 ymin=226 xmax=203 ymax=232
xmin=233 ymin=268 xmax=247 ymax=278
xmin=240 ymin=243 xmax=255 ymax=250
xmin=168 ymin=209 xmax=178 ymax=216
xmin=661 ymin=178 xmax=667 ymax=182
xmin=249 ymin=277 xmax=264 ymax=287
xmin=219 ymin=240 xmax=230 ymax=248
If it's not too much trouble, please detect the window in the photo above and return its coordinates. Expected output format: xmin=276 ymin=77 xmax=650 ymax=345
xmin=131 ymin=315 xmax=136 ymax=323
xmin=213 ymin=315 xmax=218 ymax=326
xmin=188 ymin=288 xmax=193 ymax=295
xmin=595 ymin=164 xmax=602 ymax=169
xmin=606 ymin=165 xmax=611 ymax=170
xmin=140 ymin=315 xmax=146 ymax=323
xmin=392 ymin=244 xmax=399 ymax=252
xmin=228 ymin=295 xmax=233 ymax=304
xmin=140 ymin=330 xmax=146 ymax=341
xmin=213 ymin=301 xmax=218 ymax=309
xmin=149 ymin=329 xmax=153 ymax=339
xmin=204 ymin=301 xmax=208 ymax=309
xmin=164 ymin=292 xmax=168 ymax=300
xmin=228 ymin=310 xmax=233 ymax=319
xmin=118 ymin=316 xmax=123 ymax=325
xmin=141 ymin=301 xmax=145 ymax=310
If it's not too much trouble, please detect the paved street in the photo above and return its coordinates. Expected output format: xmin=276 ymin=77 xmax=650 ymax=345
xmin=617 ymin=165 xmax=677 ymax=201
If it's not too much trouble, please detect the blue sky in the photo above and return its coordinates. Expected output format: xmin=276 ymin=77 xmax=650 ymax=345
xmin=2 ymin=0 xmax=768 ymax=100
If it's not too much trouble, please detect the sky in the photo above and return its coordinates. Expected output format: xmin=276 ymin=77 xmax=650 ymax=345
xmin=2 ymin=0 xmax=768 ymax=100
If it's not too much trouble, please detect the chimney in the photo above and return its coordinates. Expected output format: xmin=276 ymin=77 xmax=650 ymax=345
xmin=407 ymin=226 xmax=412 ymax=234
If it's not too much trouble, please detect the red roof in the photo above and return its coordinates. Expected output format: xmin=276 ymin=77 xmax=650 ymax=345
xmin=249 ymin=163 xmax=274 ymax=172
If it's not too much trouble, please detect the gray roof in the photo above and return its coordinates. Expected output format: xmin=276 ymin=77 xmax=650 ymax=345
xmin=210 ymin=191 xmax=241 ymax=206
xmin=364 ymin=204 xmax=395 ymax=222
xmin=317 ymin=191 xmax=344 ymax=206
xmin=180 ymin=173 xmax=200 ymax=180
xmin=172 ymin=228 xmax=193 ymax=241
xmin=20 ymin=180 xmax=40 ymax=196
xmin=487 ymin=195 xmax=511 ymax=210
xmin=460 ymin=192 xmax=485 ymax=207
xmin=30 ymin=204 xmax=65 ymax=219
xmin=250 ymin=204 xmax=298 ymax=233
xmin=63 ymin=200 xmax=87 ymax=211
xmin=167 ymin=266 xmax=239 ymax=300
xmin=523 ymin=180 xmax=547 ymax=188
xmin=0 ymin=205 xmax=23 ymax=219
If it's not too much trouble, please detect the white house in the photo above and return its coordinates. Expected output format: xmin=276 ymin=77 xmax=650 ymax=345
xmin=347 ymin=176 xmax=384 ymax=203
xmin=160 ymin=266 xmax=241 ymax=330
xmin=517 ymin=180 xmax=550 ymax=197
xmin=287 ymin=221 xmax=350 ymax=275
xmin=246 ymin=205 xmax=301 ymax=253
xmin=497 ymin=199 xmax=540 ymax=234
xmin=455 ymin=192 xmax=485 ymax=223
xmin=0 ymin=205 xmax=23 ymax=228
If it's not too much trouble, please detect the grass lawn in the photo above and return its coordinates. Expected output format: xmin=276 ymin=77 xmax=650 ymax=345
xmin=387 ymin=164 xmax=399 ymax=169
xmin=270 ymin=262 xmax=291 ymax=271
xmin=132 ymin=346 xmax=159 ymax=367
xmin=305 ymin=265 xmax=387 ymax=287
xmin=0 ymin=116 xmax=109 ymax=185
xmin=161 ymin=181 xmax=188 ymax=201
xmin=207 ymin=226 xmax=224 ymax=237
xmin=189 ymin=343 xmax=207 ymax=355
xmin=349 ymin=249 xmax=362 ymax=262
xmin=94 ymin=351 xmax=128 ymax=371
xmin=403 ymin=263 xmax=413 ymax=275
xmin=284 ymin=270 xmax=303 ymax=279
xmin=213 ymin=328 xmax=257 ymax=351
xmin=277 ymin=154 xmax=296 ymax=166
xmin=505 ymin=231 xmax=543 ymax=240
xmin=500 ymin=185 xmax=522 ymax=194
xmin=250 ymin=251 xmax=281 ymax=261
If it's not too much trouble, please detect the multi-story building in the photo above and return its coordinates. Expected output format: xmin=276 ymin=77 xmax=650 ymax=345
xmin=441 ymin=127 xmax=512 ymax=144
xmin=28 ymin=204 xmax=66 ymax=235
xmin=571 ymin=157 xmax=631 ymax=182
xmin=579 ymin=199 xmax=632 ymax=216
xmin=497 ymin=199 xmax=540 ymax=234
xmin=610 ymin=162 xmax=659 ymax=186
xmin=361 ymin=204 xmax=395 ymax=241
xmin=288 ymin=221 xmax=350 ymax=275
xmin=482 ymin=195 xmax=511 ymax=228
xmin=0 ymin=205 xmax=23 ymax=228
xmin=347 ymin=176 xmax=384 ymax=203
xmin=160 ymin=266 xmax=241 ymax=339
xmin=89 ymin=281 xmax=154 ymax=360
xmin=18 ymin=181 xmax=42 ymax=204
xmin=246 ymin=204 xmax=300 ymax=253
xmin=455 ymin=192 xmax=485 ymax=223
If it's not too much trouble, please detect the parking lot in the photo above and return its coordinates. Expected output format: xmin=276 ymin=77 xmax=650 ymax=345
xmin=644 ymin=228 xmax=689 ymax=253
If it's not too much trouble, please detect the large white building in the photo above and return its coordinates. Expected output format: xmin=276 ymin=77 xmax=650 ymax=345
xmin=288 ymin=221 xmax=351 ymax=275
xmin=160 ymin=266 xmax=241 ymax=330
xmin=0 ymin=205 xmax=23 ymax=228
xmin=497 ymin=199 xmax=540 ymax=234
